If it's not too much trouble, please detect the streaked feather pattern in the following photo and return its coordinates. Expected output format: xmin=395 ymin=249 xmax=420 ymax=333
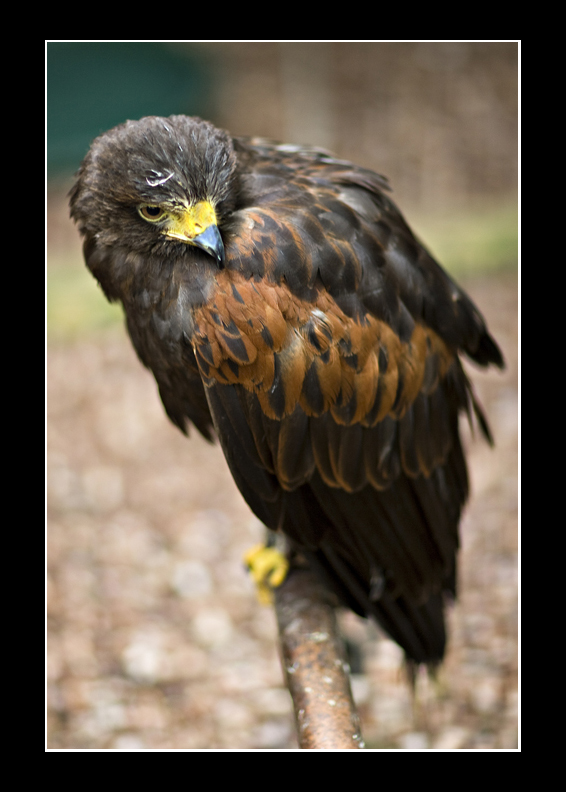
xmin=70 ymin=115 xmax=504 ymax=663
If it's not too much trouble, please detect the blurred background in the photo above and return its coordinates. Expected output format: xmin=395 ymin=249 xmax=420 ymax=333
xmin=47 ymin=42 xmax=518 ymax=750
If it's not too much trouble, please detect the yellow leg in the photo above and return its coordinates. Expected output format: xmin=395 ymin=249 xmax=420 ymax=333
xmin=244 ymin=543 xmax=289 ymax=604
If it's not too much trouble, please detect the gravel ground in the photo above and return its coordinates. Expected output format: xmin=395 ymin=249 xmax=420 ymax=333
xmin=47 ymin=272 xmax=518 ymax=750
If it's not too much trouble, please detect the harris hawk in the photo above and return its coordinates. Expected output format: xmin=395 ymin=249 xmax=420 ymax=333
xmin=69 ymin=115 xmax=504 ymax=665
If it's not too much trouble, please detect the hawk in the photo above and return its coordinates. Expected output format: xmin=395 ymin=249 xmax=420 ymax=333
xmin=69 ymin=115 xmax=504 ymax=664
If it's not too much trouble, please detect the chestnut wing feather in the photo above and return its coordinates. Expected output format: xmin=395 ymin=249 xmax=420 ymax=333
xmin=186 ymin=149 xmax=502 ymax=661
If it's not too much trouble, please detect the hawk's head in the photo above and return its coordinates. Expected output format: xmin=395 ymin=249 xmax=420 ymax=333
xmin=69 ymin=115 xmax=239 ymax=264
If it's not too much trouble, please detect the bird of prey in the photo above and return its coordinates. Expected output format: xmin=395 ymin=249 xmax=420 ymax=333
xmin=70 ymin=115 xmax=504 ymax=665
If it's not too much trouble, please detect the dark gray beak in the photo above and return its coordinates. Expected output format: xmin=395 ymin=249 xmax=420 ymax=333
xmin=192 ymin=224 xmax=225 ymax=265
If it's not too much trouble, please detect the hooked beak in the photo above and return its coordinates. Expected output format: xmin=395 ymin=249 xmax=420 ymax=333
xmin=163 ymin=200 xmax=225 ymax=264
xmin=192 ymin=223 xmax=225 ymax=265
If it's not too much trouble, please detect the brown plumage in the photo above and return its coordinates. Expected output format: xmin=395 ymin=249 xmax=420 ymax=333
xmin=70 ymin=115 xmax=504 ymax=664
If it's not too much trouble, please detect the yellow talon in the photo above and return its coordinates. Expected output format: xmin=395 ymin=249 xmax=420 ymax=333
xmin=244 ymin=543 xmax=289 ymax=604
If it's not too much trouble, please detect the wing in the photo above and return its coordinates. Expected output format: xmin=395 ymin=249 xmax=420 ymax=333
xmin=187 ymin=144 xmax=503 ymax=662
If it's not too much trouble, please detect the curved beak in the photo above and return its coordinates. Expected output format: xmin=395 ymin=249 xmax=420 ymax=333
xmin=162 ymin=200 xmax=225 ymax=265
xmin=192 ymin=223 xmax=225 ymax=265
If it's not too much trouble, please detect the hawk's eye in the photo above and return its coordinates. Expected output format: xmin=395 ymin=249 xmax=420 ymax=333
xmin=138 ymin=205 xmax=166 ymax=222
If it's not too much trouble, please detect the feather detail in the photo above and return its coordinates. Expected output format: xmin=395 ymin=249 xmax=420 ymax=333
xmin=192 ymin=270 xmax=455 ymax=433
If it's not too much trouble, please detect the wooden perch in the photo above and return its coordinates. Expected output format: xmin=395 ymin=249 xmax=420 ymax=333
xmin=274 ymin=566 xmax=364 ymax=749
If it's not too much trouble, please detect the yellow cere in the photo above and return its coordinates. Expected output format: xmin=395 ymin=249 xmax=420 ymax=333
xmin=164 ymin=200 xmax=218 ymax=242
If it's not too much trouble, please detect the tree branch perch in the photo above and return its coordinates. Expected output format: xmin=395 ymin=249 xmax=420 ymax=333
xmin=274 ymin=566 xmax=364 ymax=749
